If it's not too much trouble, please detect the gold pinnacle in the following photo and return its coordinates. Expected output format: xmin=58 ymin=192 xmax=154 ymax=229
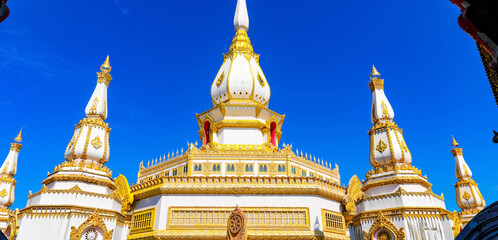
xmin=451 ymin=135 xmax=459 ymax=147
xmin=100 ymin=55 xmax=112 ymax=73
xmin=14 ymin=128 xmax=22 ymax=143
xmin=370 ymin=65 xmax=380 ymax=79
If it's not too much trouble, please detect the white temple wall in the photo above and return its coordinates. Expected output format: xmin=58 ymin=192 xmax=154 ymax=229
xmin=47 ymin=180 xmax=113 ymax=194
xmin=26 ymin=193 xmax=121 ymax=211
xmin=217 ymin=128 xmax=263 ymax=144
xmin=133 ymin=194 xmax=342 ymax=232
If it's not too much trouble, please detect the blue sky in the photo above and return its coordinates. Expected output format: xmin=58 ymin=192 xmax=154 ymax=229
xmin=0 ymin=0 xmax=496 ymax=211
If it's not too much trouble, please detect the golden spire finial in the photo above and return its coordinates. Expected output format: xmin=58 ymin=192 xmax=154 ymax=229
xmin=14 ymin=128 xmax=22 ymax=143
xmin=451 ymin=135 xmax=459 ymax=147
xmin=100 ymin=55 xmax=111 ymax=73
xmin=370 ymin=65 xmax=380 ymax=79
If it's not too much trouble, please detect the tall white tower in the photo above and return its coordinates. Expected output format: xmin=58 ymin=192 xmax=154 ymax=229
xmin=16 ymin=56 xmax=132 ymax=240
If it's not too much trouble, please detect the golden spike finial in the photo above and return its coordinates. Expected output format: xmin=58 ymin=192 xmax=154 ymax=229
xmin=100 ymin=55 xmax=112 ymax=73
xmin=14 ymin=128 xmax=22 ymax=143
xmin=451 ymin=135 xmax=459 ymax=147
xmin=370 ymin=65 xmax=380 ymax=79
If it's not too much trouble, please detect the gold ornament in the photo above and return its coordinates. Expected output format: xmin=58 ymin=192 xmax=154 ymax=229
xmin=114 ymin=174 xmax=133 ymax=213
xmin=70 ymin=211 xmax=113 ymax=240
xmin=257 ymin=73 xmax=265 ymax=87
xmin=0 ymin=189 xmax=7 ymax=198
xmin=376 ymin=139 xmax=387 ymax=153
xmin=216 ymin=72 xmax=225 ymax=87
xmin=226 ymin=206 xmax=247 ymax=240
xmin=91 ymin=136 xmax=103 ymax=149
xmin=462 ymin=191 xmax=471 ymax=201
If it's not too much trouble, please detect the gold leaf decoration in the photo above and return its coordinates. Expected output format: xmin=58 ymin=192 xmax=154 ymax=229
xmin=462 ymin=191 xmax=471 ymax=201
xmin=257 ymin=73 xmax=265 ymax=87
xmin=0 ymin=189 xmax=7 ymax=198
xmin=376 ymin=139 xmax=387 ymax=153
xmin=91 ymin=136 xmax=103 ymax=149
xmin=216 ymin=72 xmax=225 ymax=87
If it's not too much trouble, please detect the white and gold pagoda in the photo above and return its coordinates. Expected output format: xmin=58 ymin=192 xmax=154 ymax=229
xmin=128 ymin=1 xmax=346 ymax=239
xmin=16 ymin=56 xmax=133 ymax=240
xmin=345 ymin=67 xmax=455 ymax=240
xmin=451 ymin=138 xmax=486 ymax=227
xmin=0 ymin=130 xmax=22 ymax=237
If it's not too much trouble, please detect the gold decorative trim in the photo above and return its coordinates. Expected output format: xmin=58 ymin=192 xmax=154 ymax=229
xmin=451 ymin=148 xmax=463 ymax=157
xmin=9 ymin=143 xmax=22 ymax=152
xmin=42 ymin=174 xmax=116 ymax=190
xmin=127 ymin=230 xmax=348 ymax=240
xmin=361 ymin=175 xmax=432 ymax=192
xmin=131 ymin=176 xmax=346 ymax=202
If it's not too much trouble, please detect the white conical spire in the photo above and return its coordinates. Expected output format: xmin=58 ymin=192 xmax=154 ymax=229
xmin=369 ymin=65 xmax=395 ymax=125
xmin=451 ymin=145 xmax=472 ymax=180
xmin=0 ymin=131 xmax=22 ymax=177
xmin=234 ymin=0 xmax=249 ymax=31
xmin=84 ymin=55 xmax=112 ymax=120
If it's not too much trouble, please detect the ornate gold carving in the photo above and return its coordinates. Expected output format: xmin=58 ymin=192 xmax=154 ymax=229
xmin=89 ymin=97 xmax=99 ymax=114
xmin=227 ymin=206 xmax=247 ymax=240
xmin=0 ymin=189 xmax=7 ymax=198
xmin=132 ymin=176 xmax=346 ymax=202
xmin=42 ymin=174 xmax=116 ymax=190
xmin=114 ymin=174 xmax=133 ymax=213
xmin=362 ymin=175 xmax=432 ymax=192
xmin=343 ymin=175 xmax=363 ymax=215
xmin=363 ymin=212 xmax=405 ymax=240
xmin=451 ymin=148 xmax=463 ymax=157
xmin=9 ymin=143 xmax=22 ymax=152
xmin=381 ymin=101 xmax=389 ymax=119
xmin=70 ymin=211 xmax=113 ymax=240
xmin=462 ymin=191 xmax=471 ymax=201
xmin=216 ymin=72 xmax=225 ymax=87
xmin=53 ymin=160 xmax=112 ymax=176
xmin=375 ymin=139 xmax=387 ymax=153
xmin=91 ymin=136 xmax=103 ymax=149
xmin=368 ymin=79 xmax=384 ymax=93
xmin=97 ymin=55 xmax=112 ymax=87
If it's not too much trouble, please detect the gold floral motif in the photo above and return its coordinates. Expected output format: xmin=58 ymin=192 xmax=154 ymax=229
xmin=216 ymin=72 xmax=225 ymax=87
xmin=462 ymin=191 xmax=471 ymax=201
xmin=91 ymin=136 xmax=103 ymax=149
xmin=376 ymin=139 xmax=387 ymax=153
xmin=0 ymin=189 xmax=7 ymax=198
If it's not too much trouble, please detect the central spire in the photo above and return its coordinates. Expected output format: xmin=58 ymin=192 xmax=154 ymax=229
xmin=210 ymin=0 xmax=270 ymax=106
xmin=234 ymin=0 xmax=249 ymax=31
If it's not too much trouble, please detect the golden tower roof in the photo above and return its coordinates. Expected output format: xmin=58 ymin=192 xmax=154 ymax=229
xmin=451 ymin=135 xmax=459 ymax=147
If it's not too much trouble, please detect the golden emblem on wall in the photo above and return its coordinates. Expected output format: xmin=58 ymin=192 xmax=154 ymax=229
xmin=462 ymin=191 xmax=471 ymax=201
xmin=70 ymin=211 xmax=113 ymax=240
xmin=226 ymin=206 xmax=247 ymax=240
xmin=89 ymin=97 xmax=99 ymax=114
xmin=216 ymin=72 xmax=225 ymax=87
xmin=257 ymin=73 xmax=265 ymax=87
xmin=376 ymin=139 xmax=387 ymax=153
xmin=91 ymin=136 xmax=102 ymax=149
xmin=381 ymin=101 xmax=389 ymax=118
xmin=0 ymin=189 xmax=7 ymax=198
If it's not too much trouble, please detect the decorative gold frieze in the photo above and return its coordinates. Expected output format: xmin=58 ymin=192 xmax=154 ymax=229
xmin=167 ymin=207 xmax=309 ymax=231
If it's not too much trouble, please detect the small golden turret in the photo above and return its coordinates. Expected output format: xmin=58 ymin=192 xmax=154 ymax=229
xmin=14 ymin=128 xmax=22 ymax=143
xmin=101 ymin=55 xmax=112 ymax=73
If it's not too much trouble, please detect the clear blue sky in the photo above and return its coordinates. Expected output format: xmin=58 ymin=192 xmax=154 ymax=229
xmin=0 ymin=0 xmax=496 ymax=211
